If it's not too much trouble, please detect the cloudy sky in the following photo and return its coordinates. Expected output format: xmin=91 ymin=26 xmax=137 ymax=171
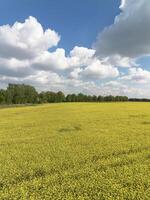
xmin=0 ymin=0 xmax=149 ymax=97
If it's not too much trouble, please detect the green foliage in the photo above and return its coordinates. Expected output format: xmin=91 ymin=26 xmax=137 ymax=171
xmin=65 ymin=93 xmax=128 ymax=103
xmin=0 ymin=89 xmax=6 ymax=104
xmin=0 ymin=103 xmax=150 ymax=199
xmin=0 ymin=83 xmax=129 ymax=105
xmin=5 ymin=84 xmax=38 ymax=104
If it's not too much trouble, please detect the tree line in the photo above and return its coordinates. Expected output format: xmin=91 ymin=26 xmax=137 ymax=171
xmin=0 ymin=83 xmax=148 ymax=105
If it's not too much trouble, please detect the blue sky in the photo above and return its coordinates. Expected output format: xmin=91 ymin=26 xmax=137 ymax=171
xmin=0 ymin=0 xmax=120 ymax=51
xmin=0 ymin=0 xmax=149 ymax=97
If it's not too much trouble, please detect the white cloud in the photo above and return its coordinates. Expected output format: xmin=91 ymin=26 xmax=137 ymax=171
xmin=0 ymin=13 xmax=148 ymax=98
xmin=103 ymin=55 xmax=137 ymax=68
xmin=69 ymin=68 xmax=83 ymax=79
xmin=32 ymin=48 xmax=69 ymax=71
xmin=32 ymin=45 xmax=119 ymax=80
xmin=0 ymin=16 xmax=60 ymax=60
xmin=119 ymin=0 xmax=126 ymax=9
xmin=121 ymin=67 xmax=150 ymax=83
xmin=0 ymin=57 xmax=33 ymax=77
xmin=32 ymin=46 xmax=96 ymax=71
xmin=99 ymin=79 xmax=150 ymax=98
xmin=0 ymin=16 xmax=119 ymax=86
xmin=82 ymin=59 xmax=119 ymax=79
xmin=69 ymin=46 xmax=95 ymax=67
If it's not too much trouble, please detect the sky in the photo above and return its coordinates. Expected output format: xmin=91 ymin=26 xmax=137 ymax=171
xmin=0 ymin=0 xmax=149 ymax=97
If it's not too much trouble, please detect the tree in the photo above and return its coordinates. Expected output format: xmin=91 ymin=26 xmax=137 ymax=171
xmin=97 ymin=95 xmax=104 ymax=102
xmin=92 ymin=95 xmax=97 ymax=102
xmin=0 ymin=89 xmax=6 ymax=104
xmin=66 ymin=94 xmax=72 ymax=102
xmin=104 ymin=95 xmax=115 ymax=102
xmin=56 ymin=91 xmax=65 ymax=102
xmin=5 ymin=84 xmax=38 ymax=104
xmin=0 ymin=83 xmax=130 ymax=104
xmin=77 ymin=93 xmax=85 ymax=102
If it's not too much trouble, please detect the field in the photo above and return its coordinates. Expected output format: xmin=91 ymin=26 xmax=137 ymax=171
xmin=0 ymin=103 xmax=150 ymax=199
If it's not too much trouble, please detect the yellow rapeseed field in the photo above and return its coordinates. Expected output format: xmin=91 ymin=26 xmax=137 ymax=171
xmin=0 ymin=103 xmax=150 ymax=199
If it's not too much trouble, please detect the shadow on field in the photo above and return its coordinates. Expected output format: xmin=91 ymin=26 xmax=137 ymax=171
xmin=16 ymin=168 xmax=47 ymax=182
xmin=142 ymin=121 xmax=150 ymax=125
xmin=58 ymin=125 xmax=82 ymax=133
xmin=129 ymin=114 xmax=148 ymax=118
xmin=0 ymin=168 xmax=49 ymax=188
xmin=0 ymin=182 xmax=4 ymax=189
xmin=91 ymin=146 xmax=150 ymax=163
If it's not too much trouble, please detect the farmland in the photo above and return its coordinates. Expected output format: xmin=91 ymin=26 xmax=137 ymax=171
xmin=0 ymin=103 xmax=150 ymax=199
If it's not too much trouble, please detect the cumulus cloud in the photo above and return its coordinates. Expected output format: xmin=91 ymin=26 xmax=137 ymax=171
xmin=0 ymin=16 xmax=120 ymax=96
xmin=82 ymin=59 xmax=119 ymax=79
xmin=0 ymin=57 xmax=34 ymax=77
xmin=69 ymin=68 xmax=83 ymax=79
xmin=0 ymin=12 xmax=149 ymax=98
xmin=90 ymin=0 xmax=150 ymax=97
xmin=101 ymin=80 xmax=150 ymax=98
xmin=32 ymin=46 xmax=96 ymax=73
xmin=0 ymin=16 xmax=60 ymax=60
xmin=32 ymin=49 xmax=69 ymax=71
xmin=103 ymin=55 xmax=137 ymax=68
xmin=119 ymin=0 xmax=126 ymax=9
xmin=32 ymin=45 xmax=119 ymax=80
xmin=32 ymin=46 xmax=95 ymax=72
xmin=95 ymin=0 xmax=150 ymax=59
xmin=121 ymin=67 xmax=150 ymax=83
xmin=69 ymin=46 xmax=95 ymax=67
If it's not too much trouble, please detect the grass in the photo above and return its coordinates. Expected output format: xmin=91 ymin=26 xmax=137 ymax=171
xmin=0 ymin=102 xmax=150 ymax=199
